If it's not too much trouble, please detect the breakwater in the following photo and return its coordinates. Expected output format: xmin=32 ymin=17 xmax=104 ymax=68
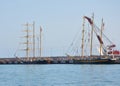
xmin=0 ymin=56 xmax=74 ymax=64
xmin=1 ymin=55 xmax=120 ymax=64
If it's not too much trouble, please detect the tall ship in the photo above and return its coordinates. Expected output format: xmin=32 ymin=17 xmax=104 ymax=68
xmin=68 ymin=14 xmax=120 ymax=64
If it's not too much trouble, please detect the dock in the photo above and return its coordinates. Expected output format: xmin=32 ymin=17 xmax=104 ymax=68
xmin=0 ymin=56 xmax=75 ymax=64
xmin=0 ymin=55 xmax=120 ymax=64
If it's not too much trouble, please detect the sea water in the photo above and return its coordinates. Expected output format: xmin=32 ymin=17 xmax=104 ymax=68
xmin=0 ymin=64 xmax=120 ymax=86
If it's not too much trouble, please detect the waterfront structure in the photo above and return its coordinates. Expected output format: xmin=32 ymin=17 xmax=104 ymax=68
xmin=1 ymin=15 xmax=120 ymax=64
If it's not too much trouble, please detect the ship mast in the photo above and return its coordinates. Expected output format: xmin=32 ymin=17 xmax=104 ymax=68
xmin=26 ymin=23 xmax=29 ymax=60
xmin=23 ymin=23 xmax=32 ymax=61
xmin=40 ymin=26 xmax=42 ymax=57
xmin=33 ymin=21 xmax=35 ymax=58
xmin=81 ymin=17 xmax=85 ymax=58
xmin=90 ymin=14 xmax=94 ymax=56
xmin=100 ymin=19 xmax=104 ymax=56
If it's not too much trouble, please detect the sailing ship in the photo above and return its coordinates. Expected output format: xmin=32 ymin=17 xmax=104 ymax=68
xmin=69 ymin=15 xmax=120 ymax=64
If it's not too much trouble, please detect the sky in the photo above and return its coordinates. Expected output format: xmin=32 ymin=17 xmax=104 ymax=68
xmin=0 ymin=0 xmax=120 ymax=57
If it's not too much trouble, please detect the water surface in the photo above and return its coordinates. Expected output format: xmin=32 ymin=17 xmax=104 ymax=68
xmin=0 ymin=64 xmax=120 ymax=86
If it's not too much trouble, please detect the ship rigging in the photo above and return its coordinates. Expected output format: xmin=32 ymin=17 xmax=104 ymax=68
xmin=67 ymin=15 xmax=120 ymax=57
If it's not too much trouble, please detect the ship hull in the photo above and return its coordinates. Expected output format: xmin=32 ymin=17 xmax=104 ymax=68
xmin=73 ymin=58 xmax=113 ymax=64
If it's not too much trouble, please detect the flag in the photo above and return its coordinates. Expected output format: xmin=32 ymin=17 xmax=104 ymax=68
xmin=84 ymin=16 xmax=93 ymax=25
xmin=97 ymin=35 xmax=103 ymax=44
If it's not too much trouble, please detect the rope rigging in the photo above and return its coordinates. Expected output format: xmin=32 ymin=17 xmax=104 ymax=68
xmin=66 ymin=15 xmax=118 ymax=56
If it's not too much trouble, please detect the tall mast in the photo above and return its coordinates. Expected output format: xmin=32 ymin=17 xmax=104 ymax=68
xmin=37 ymin=36 xmax=40 ymax=57
xmin=90 ymin=14 xmax=94 ymax=56
xmin=100 ymin=18 xmax=104 ymax=56
xmin=40 ymin=26 xmax=42 ymax=57
xmin=23 ymin=23 xmax=31 ymax=61
xmin=81 ymin=17 xmax=85 ymax=58
xmin=33 ymin=21 xmax=35 ymax=58
xmin=26 ymin=23 xmax=29 ymax=60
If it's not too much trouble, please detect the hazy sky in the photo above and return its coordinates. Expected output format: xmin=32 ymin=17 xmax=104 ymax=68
xmin=0 ymin=0 xmax=120 ymax=57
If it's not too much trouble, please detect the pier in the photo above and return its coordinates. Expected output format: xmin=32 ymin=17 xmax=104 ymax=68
xmin=1 ymin=55 xmax=120 ymax=64
xmin=0 ymin=56 xmax=74 ymax=64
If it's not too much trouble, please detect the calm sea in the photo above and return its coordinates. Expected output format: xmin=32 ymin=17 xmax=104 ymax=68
xmin=0 ymin=64 xmax=120 ymax=86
